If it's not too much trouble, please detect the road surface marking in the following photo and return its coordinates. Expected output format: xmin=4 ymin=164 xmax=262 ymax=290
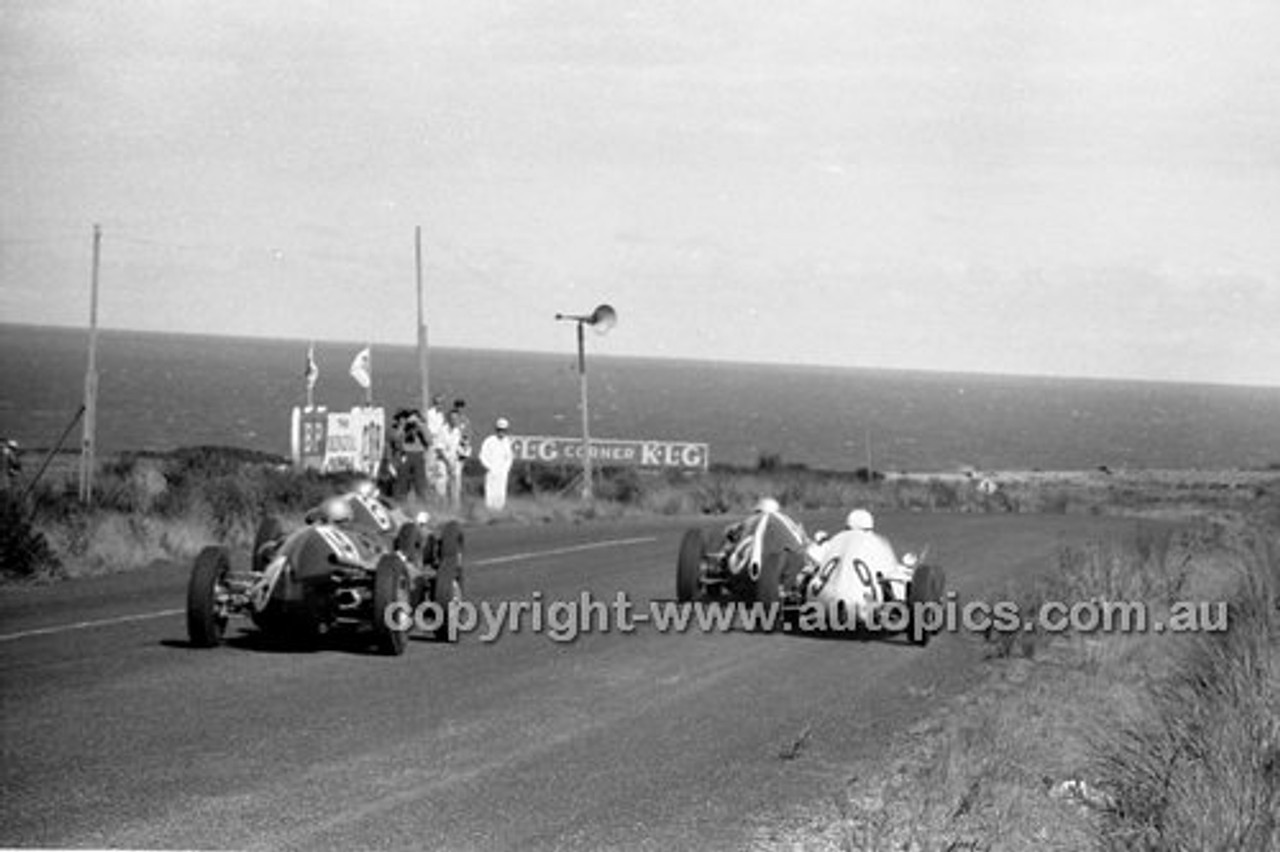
xmin=472 ymin=536 xmax=657 ymax=567
xmin=0 ymin=535 xmax=659 ymax=643
xmin=0 ymin=608 xmax=186 ymax=643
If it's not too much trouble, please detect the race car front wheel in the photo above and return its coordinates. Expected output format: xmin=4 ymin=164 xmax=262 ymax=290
xmin=188 ymin=546 xmax=232 ymax=648
xmin=372 ymin=555 xmax=411 ymax=656
xmin=431 ymin=521 xmax=465 ymax=642
xmin=395 ymin=522 xmax=426 ymax=568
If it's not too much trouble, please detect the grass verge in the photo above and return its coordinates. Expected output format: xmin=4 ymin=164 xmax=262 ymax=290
xmin=761 ymin=503 xmax=1279 ymax=850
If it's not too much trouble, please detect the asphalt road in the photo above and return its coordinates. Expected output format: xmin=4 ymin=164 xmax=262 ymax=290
xmin=0 ymin=511 xmax=1133 ymax=850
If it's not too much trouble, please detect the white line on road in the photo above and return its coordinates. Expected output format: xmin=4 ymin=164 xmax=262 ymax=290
xmin=0 ymin=608 xmax=186 ymax=643
xmin=471 ymin=536 xmax=657 ymax=567
xmin=0 ymin=535 xmax=660 ymax=643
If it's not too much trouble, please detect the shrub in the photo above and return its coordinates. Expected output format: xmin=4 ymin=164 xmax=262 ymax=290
xmin=756 ymin=452 xmax=783 ymax=473
xmin=594 ymin=467 xmax=644 ymax=504
xmin=510 ymin=461 xmax=579 ymax=497
xmin=0 ymin=491 xmax=61 ymax=578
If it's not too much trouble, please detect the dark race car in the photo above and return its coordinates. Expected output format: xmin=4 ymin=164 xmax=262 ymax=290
xmin=676 ymin=498 xmax=810 ymax=604
xmin=186 ymin=483 xmax=463 ymax=655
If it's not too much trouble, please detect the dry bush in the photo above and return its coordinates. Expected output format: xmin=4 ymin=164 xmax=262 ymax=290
xmin=1094 ymin=555 xmax=1279 ymax=851
xmin=0 ymin=490 xmax=61 ymax=579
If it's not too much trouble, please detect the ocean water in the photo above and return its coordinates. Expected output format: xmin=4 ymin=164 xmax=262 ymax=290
xmin=2 ymin=324 xmax=1279 ymax=472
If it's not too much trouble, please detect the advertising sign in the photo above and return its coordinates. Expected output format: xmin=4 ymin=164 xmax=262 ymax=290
xmin=291 ymin=406 xmax=329 ymax=471
xmin=291 ymin=405 xmax=385 ymax=475
xmin=508 ymin=435 xmax=709 ymax=471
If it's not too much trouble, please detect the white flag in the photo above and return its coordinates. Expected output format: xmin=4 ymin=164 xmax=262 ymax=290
xmin=349 ymin=346 xmax=371 ymax=389
xmin=304 ymin=343 xmax=318 ymax=390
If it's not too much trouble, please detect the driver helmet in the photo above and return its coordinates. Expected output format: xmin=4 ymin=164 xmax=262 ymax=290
xmin=846 ymin=508 xmax=875 ymax=531
xmin=322 ymin=496 xmax=354 ymax=524
xmin=755 ymin=497 xmax=781 ymax=514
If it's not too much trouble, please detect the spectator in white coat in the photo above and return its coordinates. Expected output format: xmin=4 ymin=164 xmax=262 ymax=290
xmin=479 ymin=418 xmax=514 ymax=511
xmin=434 ymin=409 xmax=466 ymax=509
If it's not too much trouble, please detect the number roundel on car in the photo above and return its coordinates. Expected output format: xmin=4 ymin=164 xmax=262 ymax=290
xmin=355 ymin=494 xmax=393 ymax=531
xmin=809 ymin=557 xmax=841 ymax=596
xmin=315 ymin=526 xmax=361 ymax=563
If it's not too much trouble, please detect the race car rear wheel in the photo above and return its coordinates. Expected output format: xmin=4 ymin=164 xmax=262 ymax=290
xmin=907 ymin=564 xmax=947 ymax=646
xmin=188 ymin=546 xmax=232 ymax=648
xmin=372 ymin=555 xmax=412 ymax=656
xmin=677 ymin=528 xmax=705 ymax=603
xmin=252 ymin=516 xmax=283 ymax=574
xmin=431 ymin=522 xmax=465 ymax=642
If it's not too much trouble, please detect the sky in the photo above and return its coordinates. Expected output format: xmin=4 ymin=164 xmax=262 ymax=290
xmin=2 ymin=1 xmax=1279 ymax=386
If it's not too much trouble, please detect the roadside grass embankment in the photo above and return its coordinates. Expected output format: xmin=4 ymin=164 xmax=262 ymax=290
xmin=764 ymin=496 xmax=1280 ymax=850
xmin=1 ymin=447 xmax=359 ymax=581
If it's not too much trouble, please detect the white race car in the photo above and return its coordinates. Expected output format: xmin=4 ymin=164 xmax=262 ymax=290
xmin=759 ymin=509 xmax=947 ymax=644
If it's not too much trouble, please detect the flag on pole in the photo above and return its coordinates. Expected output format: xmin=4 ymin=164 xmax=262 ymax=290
xmin=304 ymin=343 xmax=319 ymax=390
xmin=349 ymin=346 xmax=372 ymax=390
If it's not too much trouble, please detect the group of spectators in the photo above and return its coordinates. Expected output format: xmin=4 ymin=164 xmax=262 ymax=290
xmin=383 ymin=396 xmax=514 ymax=511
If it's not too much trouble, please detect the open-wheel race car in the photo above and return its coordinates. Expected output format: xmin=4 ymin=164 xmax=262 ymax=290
xmin=760 ymin=508 xmax=947 ymax=644
xmin=676 ymin=498 xmax=809 ymax=604
xmin=186 ymin=483 xmax=463 ymax=655
xmin=677 ymin=503 xmax=947 ymax=644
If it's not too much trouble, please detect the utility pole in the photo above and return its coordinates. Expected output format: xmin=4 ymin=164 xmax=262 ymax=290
xmin=577 ymin=320 xmax=591 ymax=500
xmin=79 ymin=224 xmax=101 ymax=505
xmin=415 ymin=226 xmax=429 ymax=414
xmin=555 ymin=305 xmax=617 ymax=502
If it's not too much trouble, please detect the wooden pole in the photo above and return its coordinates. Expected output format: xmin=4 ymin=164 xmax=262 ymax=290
xmin=578 ymin=320 xmax=592 ymax=501
xmin=415 ymin=226 xmax=429 ymax=414
xmin=79 ymin=224 xmax=101 ymax=505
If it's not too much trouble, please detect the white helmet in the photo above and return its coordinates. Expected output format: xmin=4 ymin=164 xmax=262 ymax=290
xmin=846 ymin=508 xmax=874 ymax=531
xmin=322 ymin=496 xmax=354 ymax=524
xmin=755 ymin=497 xmax=781 ymax=514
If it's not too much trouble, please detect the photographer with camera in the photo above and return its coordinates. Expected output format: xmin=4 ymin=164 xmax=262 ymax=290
xmin=397 ymin=408 xmax=430 ymax=503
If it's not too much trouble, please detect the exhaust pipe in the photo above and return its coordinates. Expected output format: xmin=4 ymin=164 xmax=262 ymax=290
xmin=335 ymin=588 xmax=365 ymax=610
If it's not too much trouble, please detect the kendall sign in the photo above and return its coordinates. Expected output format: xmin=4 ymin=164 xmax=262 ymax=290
xmin=509 ymin=436 xmax=709 ymax=471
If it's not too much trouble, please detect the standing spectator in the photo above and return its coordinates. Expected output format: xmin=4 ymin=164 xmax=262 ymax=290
xmin=434 ymin=409 xmax=465 ymax=509
xmin=400 ymin=409 xmax=430 ymax=503
xmin=425 ymin=395 xmax=446 ymax=443
xmin=451 ymin=399 xmax=473 ymax=462
xmin=381 ymin=412 xmax=407 ymax=499
xmin=1 ymin=439 xmax=20 ymax=491
xmin=424 ymin=395 xmax=446 ymax=493
xmin=479 ymin=417 xmax=514 ymax=511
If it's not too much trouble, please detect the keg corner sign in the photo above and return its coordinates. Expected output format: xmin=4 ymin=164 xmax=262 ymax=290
xmin=508 ymin=435 xmax=709 ymax=471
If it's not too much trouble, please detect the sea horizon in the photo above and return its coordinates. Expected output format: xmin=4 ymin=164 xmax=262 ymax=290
xmin=10 ymin=321 xmax=1279 ymax=393
xmin=4 ymin=323 xmax=1280 ymax=473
